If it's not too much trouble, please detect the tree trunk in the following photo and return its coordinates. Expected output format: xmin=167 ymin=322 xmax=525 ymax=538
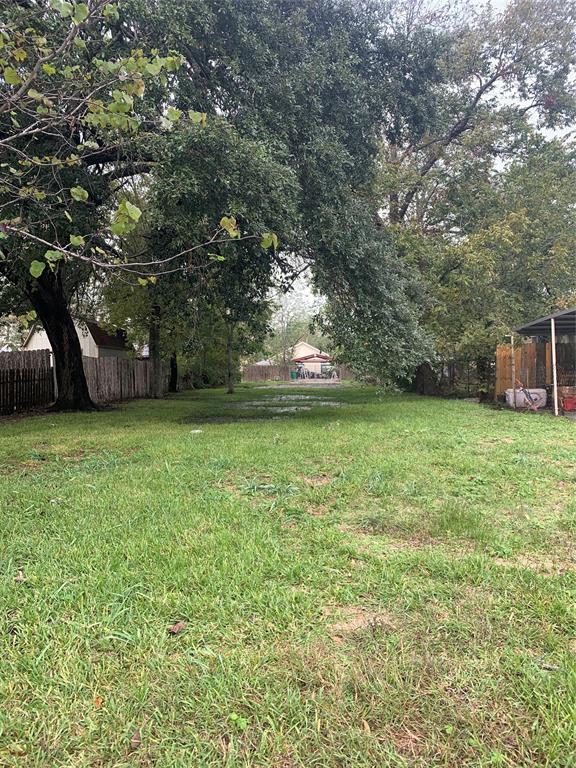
xmin=169 ymin=350 xmax=178 ymax=393
xmin=226 ymin=323 xmax=235 ymax=394
xmin=413 ymin=362 xmax=440 ymax=396
xmin=476 ymin=356 xmax=490 ymax=390
xmin=388 ymin=143 xmax=400 ymax=224
xmin=148 ymin=301 xmax=164 ymax=398
xmin=26 ymin=269 xmax=95 ymax=411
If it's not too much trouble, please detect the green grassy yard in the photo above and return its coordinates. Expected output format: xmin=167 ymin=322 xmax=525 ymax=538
xmin=1 ymin=386 xmax=575 ymax=767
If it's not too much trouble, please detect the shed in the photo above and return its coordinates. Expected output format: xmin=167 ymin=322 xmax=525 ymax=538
xmin=23 ymin=319 xmax=130 ymax=359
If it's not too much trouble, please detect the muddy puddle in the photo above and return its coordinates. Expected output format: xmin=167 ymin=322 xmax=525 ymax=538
xmin=183 ymin=394 xmax=346 ymax=424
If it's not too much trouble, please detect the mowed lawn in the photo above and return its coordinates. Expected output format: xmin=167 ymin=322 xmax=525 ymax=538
xmin=1 ymin=386 xmax=575 ymax=768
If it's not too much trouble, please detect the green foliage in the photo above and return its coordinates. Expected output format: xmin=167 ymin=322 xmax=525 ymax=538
xmin=397 ymin=136 xmax=576 ymax=363
xmin=129 ymin=0 xmax=433 ymax=382
xmin=29 ymin=260 xmax=45 ymax=279
xmin=111 ymin=199 xmax=142 ymax=237
xmin=0 ymin=0 xmax=183 ymax=288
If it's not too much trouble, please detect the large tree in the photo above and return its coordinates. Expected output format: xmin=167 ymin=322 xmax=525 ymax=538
xmin=0 ymin=0 xmax=183 ymax=408
xmin=374 ymin=0 xmax=576 ymax=388
xmin=380 ymin=0 xmax=576 ymax=226
xmin=125 ymin=0 xmax=436 ymax=384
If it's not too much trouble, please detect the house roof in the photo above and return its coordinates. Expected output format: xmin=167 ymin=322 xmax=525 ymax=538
xmin=515 ymin=307 xmax=576 ymax=337
xmin=83 ymin=320 xmax=129 ymax=350
xmin=292 ymin=352 xmax=331 ymax=363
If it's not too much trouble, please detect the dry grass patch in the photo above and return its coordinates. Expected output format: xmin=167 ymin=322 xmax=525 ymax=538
xmin=323 ymin=605 xmax=398 ymax=642
xmin=385 ymin=725 xmax=427 ymax=761
xmin=304 ymin=473 xmax=333 ymax=488
xmin=494 ymin=550 xmax=576 ymax=574
xmin=306 ymin=503 xmax=330 ymax=517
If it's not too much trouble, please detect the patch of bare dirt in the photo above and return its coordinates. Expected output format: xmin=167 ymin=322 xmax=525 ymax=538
xmin=0 ymin=447 xmax=101 ymax=474
xmin=324 ymin=605 xmax=397 ymax=642
xmin=304 ymin=474 xmax=332 ymax=488
xmin=379 ymin=534 xmax=441 ymax=551
xmin=478 ymin=436 xmax=516 ymax=447
xmin=494 ymin=551 xmax=576 ymax=574
xmin=306 ymin=503 xmax=330 ymax=517
xmin=272 ymin=753 xmax=298 ymax=768
xmin=386 ymin=726 xmax=426 ymax=759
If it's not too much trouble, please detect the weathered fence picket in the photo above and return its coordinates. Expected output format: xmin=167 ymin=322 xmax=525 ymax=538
xmin=0 ymin=366 xmax=55 ymax=415
xmin=0 ymin=349 xmax=51 ymax=370
xmin=0 ymin=352 xmax=164 ymax=414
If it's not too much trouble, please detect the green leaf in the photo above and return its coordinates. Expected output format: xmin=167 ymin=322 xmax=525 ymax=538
xmin=49 ymin=0 xmax=73 ymax=17
xmin=29 ymin=260 xmax=46 ymax=278
xmin=188 ymin=110 xmax=207 ymax=126
xmin=145 ymin=60 xmax=162 ymax=76
xmin=27 ymin=89 xmax=44 ymax=100
xmin=166 ymin=106 xmax=182 ymax=122
xmin=42 ymin=63 xmax=57 ymax=76
xmin=64 ymin=211 xmax=73 ymax=222
xmin=69 ymin=234 xmax=85 ymax=247
xmin=261 ymin=232 xmax=279 ymax=250
xmin=4 ymin=67 xmax=22 ymax=86
xmin=70 ymin=185 xmax=88 ymax=202
xmin=260 ymin=233 xmax=273 ymax=249
xmin=103 ymin=3 xmax=119 ymax=21
xmin=123 ymin=201 xmax=141 ymax=222
xmin=44 ymin=250 xmax=63 ymax=264
xmin=73 ymin=3 xmax=89 ymax=23
xmin=220 ymin=216 xmax=240 ymax=238
xmin=137 ymin=277 xmax=148 ymax=286
xmin=110 ymin=220 xmax=126 ymax=236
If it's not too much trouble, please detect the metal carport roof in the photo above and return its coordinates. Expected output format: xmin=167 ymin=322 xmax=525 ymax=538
xmin=515 ymin=307 xmax=576 ymax=337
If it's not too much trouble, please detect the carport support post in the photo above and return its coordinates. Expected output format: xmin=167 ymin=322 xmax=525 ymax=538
xmin=511 ymin=334 xmax=516 ymax=409
xmin=551 ymin=316 xmax=559 ymax=416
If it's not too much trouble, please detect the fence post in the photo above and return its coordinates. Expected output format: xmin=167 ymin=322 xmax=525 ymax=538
xmin=9 ymin=369 xmax=15 ymax=413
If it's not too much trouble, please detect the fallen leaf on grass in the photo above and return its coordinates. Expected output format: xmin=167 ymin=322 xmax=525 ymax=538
xmin=128 ymin=729 xmax=141 ymax=752
xmin=168 ymin=620 xmax=187 ymax=635
xmin=15 ymin=570 xmax=24 ymax=583
xmin=94 ymin=696 xmax=103 ymax=709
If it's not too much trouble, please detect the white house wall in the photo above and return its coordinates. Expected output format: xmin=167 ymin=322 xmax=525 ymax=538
xmin=292 ymin=340 xmax=322 ymax=359
xmin=24 ymin=321 xmax=99 ymax=358
xmin=302 ymin=361 xmax=324 ymax=374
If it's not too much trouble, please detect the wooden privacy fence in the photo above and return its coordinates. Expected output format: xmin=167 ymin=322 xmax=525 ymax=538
xmin=0 ymin=352 xmax=164 ymax=414
xmin=0 ymin=367 xmax=54 ymax=415
xmin=83 ymin=357 xmax=154 ymax=403
xmin=0 ymin=349 xmax=51 ymax=370
xmin=495 ymin=341 xmax=576 ymax=395
xmin=0 ymin=350 xmax=54 ymax=415
xmin=243 ymin=364 xmax=292 ymax=381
